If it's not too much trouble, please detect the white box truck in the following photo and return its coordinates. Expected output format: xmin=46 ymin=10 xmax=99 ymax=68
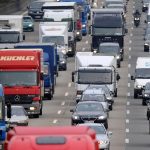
xmin=0 ymin=15 xmax=25 ymax=48
xmin=72 ymin=52 xmax=120 ymax=98
xmin=131 ymin=57 xmax=150 ymax=98
xmin=39 ymin=22 xmax=69 ymax=55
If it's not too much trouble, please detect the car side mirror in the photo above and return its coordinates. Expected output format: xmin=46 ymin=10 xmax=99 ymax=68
xmin=6 ymin=103 xmax=11 ymax=119
xmin=108 ymin=131 xmax=113 ymax=136
xmin=72 ymin=72 xmax=75 ymax=82
xmin=131 ymin=75 xmax=135 ymax=80
xmin=116 ymin=74 xmax=120 ymax=81
xmin=70 ymin=109 xmax=74 ymax=112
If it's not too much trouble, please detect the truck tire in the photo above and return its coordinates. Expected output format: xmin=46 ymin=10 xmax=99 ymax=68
xmin=134 ymin=91 xmax=138 ymax=99
xmin=114 ymin=89 xmax=117 ymax=97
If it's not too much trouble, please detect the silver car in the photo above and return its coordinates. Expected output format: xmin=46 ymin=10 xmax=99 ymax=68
xmin=78 ymin=123 xmax=112 ymax=150
xmin=5 ymin=105 xmax=29 ymax=128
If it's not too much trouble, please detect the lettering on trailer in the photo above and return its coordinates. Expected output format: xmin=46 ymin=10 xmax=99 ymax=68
xmin=0 ymin=56 xmax=35 ymax=61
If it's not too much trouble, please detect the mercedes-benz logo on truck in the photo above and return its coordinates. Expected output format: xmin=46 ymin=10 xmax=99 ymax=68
xmin=14 ymin=95 xmax=20 ymax=102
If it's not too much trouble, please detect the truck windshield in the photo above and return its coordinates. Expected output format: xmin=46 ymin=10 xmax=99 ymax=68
xmin=0 ymin=32 xmax=20 ymax=43
xmin=42 ymin=36 xmax=64 ymax=45
xmin=135 ymin=68 xmax=150 ymax=79
xmin=61 ymin=18 xmax=73 ymax=32
xmin=78 ymin=70 xmax=112 ymax=84
xmin=93 ymin=27 xmax=122 ymax=36
xmin=0 ymin=71 xmax=38 ymax=86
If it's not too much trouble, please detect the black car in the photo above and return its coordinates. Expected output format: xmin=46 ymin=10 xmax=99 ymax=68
xmin=144 ymin=35 xmax=150 ymax=52
xmin=58 ymin=51 xmax=67 ymax=71
xmin=142 ymin=82 xmax=150 ymax=105
xmin=70 ymin=101 xmax=108 ymax=129
xmin=98 ymin=42 xmax=122 ymax=67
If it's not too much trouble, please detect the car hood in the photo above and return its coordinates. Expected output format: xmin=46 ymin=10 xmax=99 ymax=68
xmin=23 ymin=22 xmax=32 ymax=26
xmin=96 ymin=134 xmax=108 ymax=141
xmin=74 ymin=111 xmax=105 ymax=117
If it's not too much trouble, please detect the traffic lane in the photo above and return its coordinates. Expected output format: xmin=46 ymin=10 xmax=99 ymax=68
xmin=126 ymin=2 xmax=150 ymax=149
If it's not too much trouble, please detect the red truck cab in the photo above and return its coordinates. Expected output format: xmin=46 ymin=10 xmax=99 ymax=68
xmin=0 ymin=49 xmax=44 ymax=118
xmin=5 ymin=126 xmax=99 ymax=150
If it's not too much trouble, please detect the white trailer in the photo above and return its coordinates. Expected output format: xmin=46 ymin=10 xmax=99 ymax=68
xmin=39 ymin=22 xmax=69 ymax=54
xmin=72 ymin=52 xmax=120 ymax=98
xmin=0 ymin=15 xmax=25 ymax=45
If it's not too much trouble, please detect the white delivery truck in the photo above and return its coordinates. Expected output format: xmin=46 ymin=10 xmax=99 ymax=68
xmin=131 ymin=57 xmax=150 ymax=98
xmin=42 ymin=2 xmax=81 ymax=56
xmin=72 ymin=52 xmax=120 ymax=98
xmin=43 ymin=9 xmax=75 ymax=56
xmin=39 ymin=22 xmax=69 ymax=55
xmin=0 ymin=15 xmax=25 ymax=47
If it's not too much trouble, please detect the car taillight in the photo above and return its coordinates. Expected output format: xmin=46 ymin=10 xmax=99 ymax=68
xmin=77 ymin=19 xmax=82 ymax=30
xmin=76 ymin=90 xmax=83 ymax=95
xmin=33 ymin=97 xmax=40 ymax=101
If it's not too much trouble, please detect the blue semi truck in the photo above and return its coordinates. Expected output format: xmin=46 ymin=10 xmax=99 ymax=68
xmin=15 ymin=43 xmax=58 ymax=99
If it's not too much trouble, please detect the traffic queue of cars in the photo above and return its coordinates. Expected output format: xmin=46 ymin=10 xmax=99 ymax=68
xmin=0 ymin=0 xmax=133 ymax=149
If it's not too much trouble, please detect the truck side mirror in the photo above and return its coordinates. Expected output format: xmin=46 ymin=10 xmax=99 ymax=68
xmin=72 ymin=72 xmax=75 ymax=82
xmin=116 ymin=74 xmax=120 ymax=81
xmin=40 ymin=73 xmax=44 ymax=80
xmin=7 ymin=103 xmax=11 ymax=119
xmin=131 ymin=75 xmax=135 ymax=80
xmin=23 ymin=34 xmax=25 ymax=40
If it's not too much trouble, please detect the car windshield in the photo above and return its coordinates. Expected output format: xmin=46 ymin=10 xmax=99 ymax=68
xmin=23 ymin=17 xmax=32 ymax=22
xmin=30 ymin=2 xmax=44 ymax=9
xmin=78 ymin=70 xmax=112 ymax=84
xmin=82 ymin=94 xmax=105 ymax=102
xmin=145 ymin=83 xmax=150 ymax=90
xmin=0 ymin=71 xmax=38 ymax=86
xmin=76 ymin=103 xmax=103 ymax=112
xmin=135 ymin=68 xmax=150 ymax=78
xmin=42 ymin=36 xmax=64 ymax=45
xmin=99 ymin=45 xmax=119 ymax=54
xmin=90 ymin=125 xmax=106 ymax=134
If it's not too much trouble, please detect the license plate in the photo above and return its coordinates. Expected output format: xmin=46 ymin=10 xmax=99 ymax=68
xmin=84 ymin=121 xmax=94 ymax=123
xmin=35 ymin=16 xmax=41 ymax=18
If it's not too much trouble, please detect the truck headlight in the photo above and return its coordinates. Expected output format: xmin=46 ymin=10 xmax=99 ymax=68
xmin=72 ymin=115 xmax=79 ymax=120
xmin=60 ymin=60 xmax=65 ymax=64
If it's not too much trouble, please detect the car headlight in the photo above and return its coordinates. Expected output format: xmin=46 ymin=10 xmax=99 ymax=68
xmin=116 ymin=55 xmax=120 ymax=59
xmin=99 ymin=140 xmax=109 ymax=144
xmin=72 ymin=115 xmax=79 ymax=120
xmin=144 ymin=94 xmax=149 ymax=97
xmin=143 ymin=5 xmax=146 ymax=7
xmin=136 ymin=85 xmax=142 ymax=89
xmin=134 ymin=18 xmax=140 ymax=20
xmin=145 ymin=43 xmax=149 ymax=46
xmin=107 ymin=96 xmax=112 ymax=100
xmin=98 ymin=115 xmax=106 ymax=120
xmin=28 ymin=24 xmax=33 ymax=27
xmin=60 ymin=60 xmax=65 ymax=64
xmin=76 ymin=31 xmax=80 ymax=35
xmin=68 ymin=47 xmax=72 ymax=51
xmin=82 ymin=24 xmax=86 ymax=28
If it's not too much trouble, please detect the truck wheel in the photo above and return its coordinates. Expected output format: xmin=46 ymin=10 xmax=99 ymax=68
xmin=114 ymin=89 xmax=117 ymax=97
xmin=134 ymin=91 xmax=138 ymax=99
xmin=142 ymin=99 xmax=146 ymax=106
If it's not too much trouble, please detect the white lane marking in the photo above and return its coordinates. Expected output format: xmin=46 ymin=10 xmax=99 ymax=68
xmin=85 ymin=41 xmax=88 ymax=44
xmin=127 ymin=92 xmax=130 ymax=97
xmin=129 ymin=40 xmax=132 ymax=44
xmin=128 ymin=74 xmax=130 ymax=78
xmin=127 ymin=101 xmax=130 ymax=106
xmin=126 ymin=110 xmax=130 ymax=114
xmin=128 ymin=64 xmax=131 ymax=68
xmin=53 ymin=119 xmax=58 ymax=124
xmin=128 ymin=83 xmax=130 ymax=87
xmin=126 ymin=128 xmax=130 ymax=133
xmin=125 ymin=138 xmax=130 ymax=144
xmin=131 ymin=27 xmax=133 ymax=30
xmin=57 ymin=110 xmax=61 ymax=114
xmin=129 ymin=55 xmax=131 ymax=59
xmin=68 ymin=82 xmax=72 ymax=87
xmin=82 ymin=47 xmax=85 ymax=51
xmin=21 ymin=11 xmax=28 ymax=15
xmin=129 ymin=47 xmax=131 ymax=51
xmin=65 ymin=92 xmax=69 ymax=96
xmin=126 ymin=119 xmax=129 ymax=123
xmin=130 ymin=33 xmax=133 ymax=37
xmin=61 ymin=101 xmax=65 ymax=106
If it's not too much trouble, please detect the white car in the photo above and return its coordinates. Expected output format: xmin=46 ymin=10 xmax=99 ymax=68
xmin=78 ymin=123 xmax=112 ymax=150
xmin=5 ymin=105 xmax=29 ymax=127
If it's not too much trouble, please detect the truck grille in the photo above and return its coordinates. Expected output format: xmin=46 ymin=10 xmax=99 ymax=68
xmin=5 ymin=95 xmax=33 ymax=104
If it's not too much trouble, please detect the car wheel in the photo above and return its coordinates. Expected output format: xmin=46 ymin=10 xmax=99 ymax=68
xmin=142 ymin=99 xmax=146 ymax=106
xmin=134 ymin=91 xmax=138 ymax=99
